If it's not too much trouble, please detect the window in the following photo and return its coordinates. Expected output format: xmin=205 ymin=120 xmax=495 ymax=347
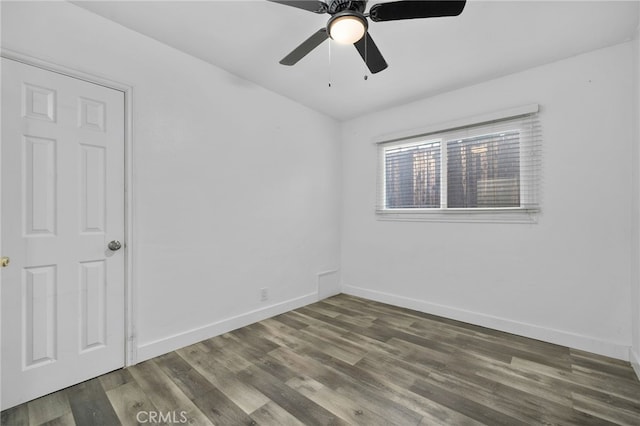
xmin=377 ymin=108 xmax=540 ymax=222
xmin=446 ymin=130 xmax=521 ymax=209
xmin=385 ymin=140 xmax=441 ymax=208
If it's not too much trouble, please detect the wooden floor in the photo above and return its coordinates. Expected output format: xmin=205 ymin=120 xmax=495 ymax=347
xmin=2 ymin=294 xmax=640 ymax=426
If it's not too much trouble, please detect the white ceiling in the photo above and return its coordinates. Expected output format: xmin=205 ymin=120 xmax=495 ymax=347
xmin=74 ymin=1 xmax=639 ymax=120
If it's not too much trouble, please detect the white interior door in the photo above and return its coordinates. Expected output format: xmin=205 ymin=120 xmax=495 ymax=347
xmin=1 ymin=58 xmax=126 ymax=409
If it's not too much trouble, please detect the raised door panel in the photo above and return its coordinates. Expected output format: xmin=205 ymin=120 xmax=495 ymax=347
xmin=23 ymin=136 xmax=57 ymax=236
xmin=79 ymin=261 xmax=106 ymax=352
xmin=23 ymin=265 xmax=57 ymax=368
xmin=23 ymin=83 xmax=56 ymax=123
xmin=79 ymin=145 xmax=106 ymax=234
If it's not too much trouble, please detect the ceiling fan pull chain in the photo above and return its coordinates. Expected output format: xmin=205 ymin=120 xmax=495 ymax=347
xmin=364 ymin=31 xmax=367 ymax=63
xmin=328 ymin=39 xmax=332 ymax=87
xmin=364 ymin=33 xmax=369 ymax=81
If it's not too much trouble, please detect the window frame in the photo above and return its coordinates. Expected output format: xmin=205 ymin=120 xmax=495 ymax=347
xmin=376 ymin=105 xmax=540 ymax=223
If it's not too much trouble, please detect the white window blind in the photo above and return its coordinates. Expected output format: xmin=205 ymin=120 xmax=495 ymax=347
xmin=377 ymin=109 xmax=541 ymax=222
xmin=385 ymin=140 xmax=441 ymax=208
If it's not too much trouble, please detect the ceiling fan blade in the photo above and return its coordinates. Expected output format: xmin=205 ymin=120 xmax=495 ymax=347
xmin=354 ymin=32 xmax=388 ymax=74
xmin=280 ymin=28 xmax=329 ymax=65
xmin=268 ymin=0 xmax=328 ymax=14
xmin=369 ymin=0 xmax=466 ymax=22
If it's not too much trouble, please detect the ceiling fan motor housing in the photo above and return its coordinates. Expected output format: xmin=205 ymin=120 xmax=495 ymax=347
xmin=327 ymin=0 xmax=367 ymax=14
xmin=327 ymin=10 xmax=368 ymax=43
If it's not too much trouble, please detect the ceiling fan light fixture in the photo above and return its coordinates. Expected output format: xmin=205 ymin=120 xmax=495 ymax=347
xmin=328 ymin=12 xmax=367 ymax=44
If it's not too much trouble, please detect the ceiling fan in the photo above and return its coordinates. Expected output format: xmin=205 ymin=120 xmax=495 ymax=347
xmin=269 ymin=0 xmax=467 ymax=74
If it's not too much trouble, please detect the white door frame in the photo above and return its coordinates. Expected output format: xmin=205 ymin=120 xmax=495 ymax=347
xmin=0 ymin=48 xmax=137 ymax=372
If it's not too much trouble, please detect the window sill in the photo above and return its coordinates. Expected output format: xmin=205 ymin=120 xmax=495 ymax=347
xmin=375 ymin=207 xmax=539 ymax=224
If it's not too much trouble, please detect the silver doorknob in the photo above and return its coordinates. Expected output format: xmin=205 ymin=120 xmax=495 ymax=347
xmin=108 ymin=240 xmax=122 ymax=251
xmin=1 ymin=256 xmax=9 ymax=268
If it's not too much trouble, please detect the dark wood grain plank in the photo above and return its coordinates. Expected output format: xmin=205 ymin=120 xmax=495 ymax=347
xmin=105 ymin=380 xmax=162 ymax=426
xmin=512 ymin=357 xmax=640 ymax=403
xmin=355 ymin=354 xmax=486 ymax=425
xmin=410 ymin=377 xmax=528 ymax=426
xmin=237 ymin=364 xmax=349 ymax=426
xmin=127 ymin=360 xmax=214 ymax=426
xmin=190 ymin=390 xmax=256 ymax=426
xmin=176 ymin=343 xmax=270 ymax=413
xmin=270 ymin=312 xmax=310 ymax=330
xmin=571 ymin=358 xmax=640 ymax=382
xmin=572 ymin=392 xmax=640 ymax=426
xmin=98 ymin=368 xmax=135 ymax=392
xmin=250 ymin=401 xmax=306 ymax=425
xmin=65 ymin=378 xmax=120 ymax=426
xmin=27 ymin=391 xmax=71 ymax=425
xmin=1 ymin=403 xmax=29 ymax=426
xmin=154 ymin=351 xmax=256 ymax=425
xmin=268 ymin=345 xmax=424 ymax=425
xmin=40 ymin=412 xmax=76 ymax=426
xmin=286 ymin=375 xmax=392 ymax=425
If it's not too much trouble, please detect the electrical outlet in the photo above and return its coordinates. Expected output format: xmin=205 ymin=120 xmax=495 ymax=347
xmin=260 ymin=287 xmax=269 ymax=302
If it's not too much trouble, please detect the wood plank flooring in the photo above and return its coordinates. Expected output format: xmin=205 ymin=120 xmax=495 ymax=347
xmin=2 ymin=294 xmax=640 ymax=425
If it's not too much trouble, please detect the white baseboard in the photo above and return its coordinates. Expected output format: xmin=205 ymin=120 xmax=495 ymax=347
xmin=631 ymin=348 xmax=640 ymax=380
xmin=136 ymin=292 xmax=318 ymax=363
xmin=135 ymin=285 xmax=633 ymax=365
xmin=343 ymin=284 xmax=630 ymax=361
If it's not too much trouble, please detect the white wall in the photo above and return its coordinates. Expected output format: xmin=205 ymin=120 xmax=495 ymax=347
xmin=632 ymin=12 xmax=640 ymax=375
xmin=1 ymin=1 xmax=341 ymax=361
xmin=341 ymin=42 xmax=636 ymax=360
